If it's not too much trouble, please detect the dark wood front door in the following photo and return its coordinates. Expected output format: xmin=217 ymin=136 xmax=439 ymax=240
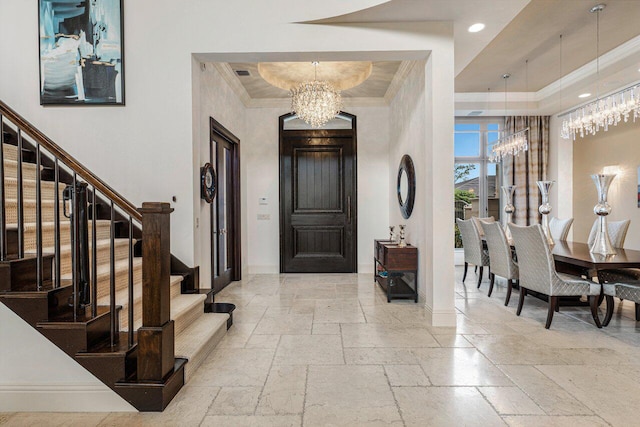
xmin=210 ymin=117 xmax=241 ymax=293
xmin=279 ymin=116 xmax=357 ymax=273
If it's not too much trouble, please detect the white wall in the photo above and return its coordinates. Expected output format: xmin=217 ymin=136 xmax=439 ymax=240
xmin=547 ymin=115 xmax=574 ymax=240
xmin=0 ymin=305 xmax=135 ymax=412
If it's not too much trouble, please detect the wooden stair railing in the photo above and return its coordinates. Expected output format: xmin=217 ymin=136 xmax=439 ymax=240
xmin=0 ymin=100 xmax=186 ymax=411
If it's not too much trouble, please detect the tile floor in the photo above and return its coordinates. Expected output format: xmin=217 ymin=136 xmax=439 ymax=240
xmin=3 ymin=267 xmax=640 ymax=426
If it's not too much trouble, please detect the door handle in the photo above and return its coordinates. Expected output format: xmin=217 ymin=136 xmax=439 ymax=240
xmin=347 ymin=196 xmax=351 ymax=224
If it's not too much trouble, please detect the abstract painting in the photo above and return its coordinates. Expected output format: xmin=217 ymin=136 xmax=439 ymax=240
xmin=637 ymin=166 xmax=640 ymax=208
xmin=39 ymin=0 xmax=124 ymax=105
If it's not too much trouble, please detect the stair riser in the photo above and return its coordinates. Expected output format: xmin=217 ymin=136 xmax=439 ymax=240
xmin=5 ymin=200 xmax=63 ymax=224
xmin=12 ymin=222 xmax=112 ymax=253
xmin=5 ymin=178 xmax=65 ymax=201
xmin=3 ymin=160 xmax=39 ymax=181
xmin=96 ymin=264 xmax=143 ymax=300
xmin=173 ymin=301 xmax=204 ymax=336
xmin=58 ymin=241 xmax=132 ymax=277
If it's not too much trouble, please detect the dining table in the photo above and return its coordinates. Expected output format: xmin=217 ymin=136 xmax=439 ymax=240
xmin=552 ymin=240 xmax=640 ymax=278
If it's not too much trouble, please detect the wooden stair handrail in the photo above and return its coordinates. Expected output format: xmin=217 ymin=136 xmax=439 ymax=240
xmin=0 ymin=100 xmax=142 ymax=222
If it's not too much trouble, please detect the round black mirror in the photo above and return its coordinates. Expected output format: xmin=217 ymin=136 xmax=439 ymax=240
xmin=397 ymin=154 xmax=415 ymax=219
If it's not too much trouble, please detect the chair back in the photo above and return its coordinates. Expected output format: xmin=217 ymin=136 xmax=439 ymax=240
xmin=510 ymin=224 xmax=556 ymax=295
xmin=472 ymin=216 xmax=494 ymax=237
xmin=549 ymin=217 xmax=573 ymax=242
xmin=587 ymin=219 xmax=631 ymax=248
xmin=483 ymin=222 xmax=518 ymax=280
xmin=456 ymin=218 xmax=485 ymax=266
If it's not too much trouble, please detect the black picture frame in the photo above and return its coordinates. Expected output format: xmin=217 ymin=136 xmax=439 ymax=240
xmin=397 ymin=154 xmax=416 ymax=219
xmin=38 ymin=0 xmax=125 ymax=105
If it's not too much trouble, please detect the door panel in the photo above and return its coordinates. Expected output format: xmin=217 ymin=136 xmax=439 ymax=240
xmin=209 ymin=116 xmax=241 ymax=294
xmin=280 ymin=129 xmax=356 ymax=273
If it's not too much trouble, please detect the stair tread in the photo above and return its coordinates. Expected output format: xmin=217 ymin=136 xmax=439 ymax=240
xmin=175 ymin=313 xmax=228 ymax=359
xmin=7 ymin=220 xmax=111 ymax=231
xmin=62 ymin=257 xmax=143 ymax=281
xmin=96 ymin=274 xmax=183 ymax=307
xmin=41 ymin=237 xmax=134 ymax=254
xmin=171 ymin=293 xmax=206 ymax=319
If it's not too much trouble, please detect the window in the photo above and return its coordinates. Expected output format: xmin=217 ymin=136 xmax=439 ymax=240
xmin=454 ymin=119 xmax=502 ymax=248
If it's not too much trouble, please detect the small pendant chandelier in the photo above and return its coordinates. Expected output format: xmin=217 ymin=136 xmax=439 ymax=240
xmin=489 ymin=73 xmax=529 ymax=162
xmin=290 ymin=61 xmax=342 ymax=128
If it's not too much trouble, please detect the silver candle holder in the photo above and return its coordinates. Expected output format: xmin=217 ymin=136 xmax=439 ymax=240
xmin=398 ymin=224 xmax=407 ymax=247
xmin=389 ymin=226 xmax=395 ymax=242
xmin=501 ymin=185 xmax=516 ymax=241
xmin=590 ymin=174 xmax=616 ymax=255
xmin=536 ymin=180 xmax=555 ymax=246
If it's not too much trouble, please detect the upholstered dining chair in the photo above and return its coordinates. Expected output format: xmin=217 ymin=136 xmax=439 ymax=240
xmin=587 ymin=219 xmax=633 ymax=283
xmin=603 ymin=280 xmax=640 ymax=326
xmin=587 ymin=219 xmax=631 ymax=249
xmin=549 ymin=217 xmax=573 ymax=242
xmin=456 ymin=218 xmax=490 ymax=289
xmin=510 ymin=224 xmax=602 ymax=329
xmin=483 ymin=222 xmax=519 ymax=306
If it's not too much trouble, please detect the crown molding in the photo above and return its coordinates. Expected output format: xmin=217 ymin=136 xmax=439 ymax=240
xmin=211 ymin=63 xmax=252 ymax=108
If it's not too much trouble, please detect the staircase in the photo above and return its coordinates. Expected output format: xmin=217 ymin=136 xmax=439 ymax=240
xmin=0 ymin=100 xmax=229 ymax=411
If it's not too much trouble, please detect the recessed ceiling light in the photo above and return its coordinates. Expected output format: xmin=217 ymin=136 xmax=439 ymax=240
xmin=578 ymin=93 xmax=592 ymax=98
xmin=468 ymin=23 xmax=485 ymax=33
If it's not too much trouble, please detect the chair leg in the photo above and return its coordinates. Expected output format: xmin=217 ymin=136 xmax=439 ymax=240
xmin=488 ymin=273 xmax=495 ymax=297
xmin=545 ymin=296 xmax=558 ymax=329
xmin=517 ymin=287 xmax=526 ymax=316
xmin=475 ymin=265 xmax=478 ymax=273
xmin=636 ymin=303 xmax=640 ymax=321
xmin=589 ymin=295 xmax=603 ymax=328
xmin=462 ymin=262 xmax=469 ymax=282
xmin=504 ymin=279 xmax=513 ymax=306
xmin=603 ymin=295 xmax=614 ymax=327
xmin=477 ymin=267 xmax=484 ymax=289
xmin=555 ymin=300 xmax=560 ymax=312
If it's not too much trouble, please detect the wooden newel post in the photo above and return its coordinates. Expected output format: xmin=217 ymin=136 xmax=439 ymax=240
xmin=137 ymin=202 xmax=175 ymax=381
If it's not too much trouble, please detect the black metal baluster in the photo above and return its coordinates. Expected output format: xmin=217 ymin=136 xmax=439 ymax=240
xmin=35 ymin=143 xmax=43 ymax=290
xmin=0 ymin=114 xmax=6 ymax=260
xmin=16 ymin=129 xmax=24 ymax=258
xmin=128 ymin=217 xmax=134 ymax=347
xmin=71 ymin=173 xmax=78 ymax=319
xmin=54 ymin=159 xmax=60 ymax=288
xmin=110 ymin=201 xmax=116 ymax=346
xmin=91 ymin=188 xmax=97 ymax=318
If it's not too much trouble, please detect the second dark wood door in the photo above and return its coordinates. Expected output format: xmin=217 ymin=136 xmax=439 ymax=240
xmin=280 ymin=129 xmax=357 ymax=273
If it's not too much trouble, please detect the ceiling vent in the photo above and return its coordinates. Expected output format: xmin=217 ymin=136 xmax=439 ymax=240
xmin=234 ymin=69 xmax=250 ymax=77
xmin=467 ymin=111 xmax=483 ymax=116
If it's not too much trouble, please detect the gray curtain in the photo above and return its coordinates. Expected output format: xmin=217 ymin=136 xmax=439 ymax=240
xmin=502 ymin=116 xmax=550 ymax=225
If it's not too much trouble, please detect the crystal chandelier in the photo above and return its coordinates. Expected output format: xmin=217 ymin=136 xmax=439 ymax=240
xmin=490 ymin=73 xmax=529 ymax=162
xmin=290 ymin=62 xmax=342 ymax=128
xmin=560 ymin=4 xmax=640 ymax=140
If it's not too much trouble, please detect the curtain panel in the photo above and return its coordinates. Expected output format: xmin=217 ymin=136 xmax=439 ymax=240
xmin=502 ymin=116 xmax=550 ymax=225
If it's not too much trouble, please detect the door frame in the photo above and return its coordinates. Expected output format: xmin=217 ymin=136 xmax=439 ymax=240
xmin=209 ymin=116 xmax=241 ymax=287
xmin=278 ymin=112 xmax=358 ymax=273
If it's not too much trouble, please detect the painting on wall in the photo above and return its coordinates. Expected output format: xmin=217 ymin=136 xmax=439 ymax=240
xmin=39 ymin=0 xmax=124 ymax=105
xmin=637 ymin=166 xmax=640 ymax=208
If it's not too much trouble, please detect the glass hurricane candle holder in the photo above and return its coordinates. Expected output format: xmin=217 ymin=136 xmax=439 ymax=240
xmin=536 ymin=180 xmax=555 ymax=246
xmin=590 ymin=174 xmax=616 ymax=255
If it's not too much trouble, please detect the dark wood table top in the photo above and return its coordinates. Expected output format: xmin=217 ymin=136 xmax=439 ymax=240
xmin=552 ymin=241 xmax=640 ymax=270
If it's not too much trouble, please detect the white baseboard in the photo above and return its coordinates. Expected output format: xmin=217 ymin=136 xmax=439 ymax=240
xmin=424 ymin=305 xmax=457 ymax=327
xmin=247 ymin=265 xmax=279 ymax=275
xmin=0 ymin=383 xmax=136 ymax=412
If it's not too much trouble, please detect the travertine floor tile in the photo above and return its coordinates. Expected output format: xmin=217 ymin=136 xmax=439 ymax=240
xmin=384 ymin=365 xmax=430 ymax=386
xmin=433 ymin=334 xmax=474 ymax=347
xmin=503 ymin=415 xmax=609 ymax=426
xmin=304 ymin=365 xmax=402 ymax=426
xmin=393 ymin=386 xmax=505 ymax=427
xmin=342 ymin=323 xmax=439 ymax=348
xmin=7 ymin=413 xmax=108 ymax=427
xmin=498 ymin=365 xmax=592 ymax=416
xmin=464 ymin=334 xmax=566 ymax=365
xmin=188 ymin=348 xmax=275 ymax=387
xmin=256 ymin=365 xmax=307 ymax=415
xmin=478 ymin=386 xmax=545 ymax=415
xmin=200 ymin=415 xmax=301 ymax=426
xmin=245 ymin=334 xmax=281 ymax=349
xmin=414 ymin=348 xmax=513 ymax=386
xmin=207 ymin=387 xmax=261 ymax=415
xmin=537 ymin=364 xmax=640 ymax=426
xmin=274 ymin=335 xmax=344 ymax=365
xmin=253 ymin=314 xmax=313 ymax=335
xmin=344 ymin=347 xmax=419 ymax=365
xmin=311 ymin=323 xmax=340 ymax=334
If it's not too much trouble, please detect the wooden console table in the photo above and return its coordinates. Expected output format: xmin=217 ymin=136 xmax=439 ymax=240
xmin=374 ymin=239 xmax=418 ymax=303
